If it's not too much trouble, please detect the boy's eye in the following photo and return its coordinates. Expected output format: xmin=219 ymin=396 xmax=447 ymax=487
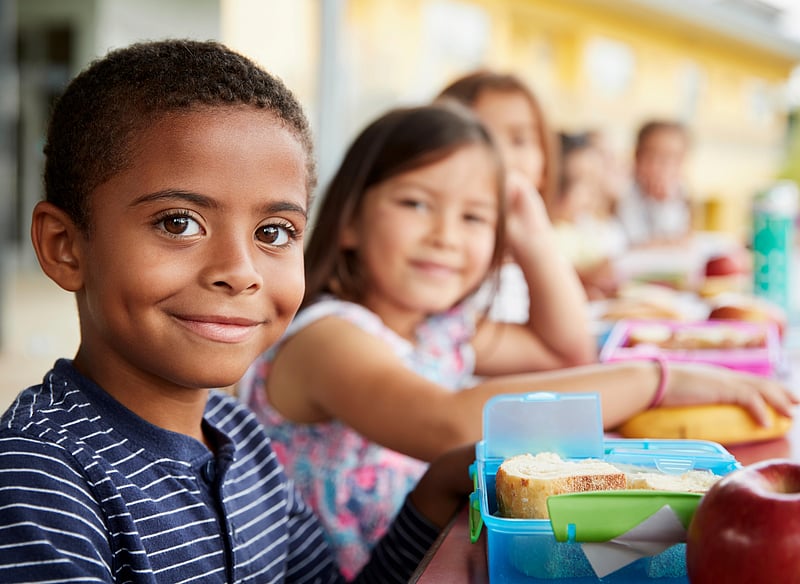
xmin=161 ymin=215 xmax=202 ymax=236
xmin=256 ymin=224 xmax=293 ymax=246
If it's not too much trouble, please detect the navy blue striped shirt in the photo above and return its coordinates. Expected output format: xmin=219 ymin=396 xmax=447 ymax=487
xmin=0 ymin=359 xmax=438 ymax=583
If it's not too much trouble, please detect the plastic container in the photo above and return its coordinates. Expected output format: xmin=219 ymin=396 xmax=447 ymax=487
xmin=471 ymin=393 xmax=741 ymax=583
xmin=598 ymin=319 xmax=780 ymax=377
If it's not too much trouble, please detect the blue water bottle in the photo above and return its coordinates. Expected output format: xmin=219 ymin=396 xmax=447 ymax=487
xmin=752 ymin=180 xmax=798 ymax=313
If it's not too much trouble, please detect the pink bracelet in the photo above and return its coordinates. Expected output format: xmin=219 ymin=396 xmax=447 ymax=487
xmin=648 ymin=356 xmax=668 ymax=409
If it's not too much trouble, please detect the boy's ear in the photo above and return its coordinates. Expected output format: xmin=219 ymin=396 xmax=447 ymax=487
xmin=30 ymin=201 xmax=85 ymax=292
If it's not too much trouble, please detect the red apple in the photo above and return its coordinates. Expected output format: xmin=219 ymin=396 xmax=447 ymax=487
xmin=687 ymin=459 xmax=800 ymax=583
xmin=705 ymin=253 xmax=744 ymax=277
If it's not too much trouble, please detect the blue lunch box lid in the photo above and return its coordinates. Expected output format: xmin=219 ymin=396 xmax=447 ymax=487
xmin=478 ymin=392 xmax=605 ymax=461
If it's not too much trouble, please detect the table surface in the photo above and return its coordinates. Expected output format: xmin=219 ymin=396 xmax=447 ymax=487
xmin=411 ymin=344 xmax=800 ymax=583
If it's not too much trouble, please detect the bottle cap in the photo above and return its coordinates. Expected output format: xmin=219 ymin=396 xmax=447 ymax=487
xmin=754 ymin=180 xmax=799 ymax=215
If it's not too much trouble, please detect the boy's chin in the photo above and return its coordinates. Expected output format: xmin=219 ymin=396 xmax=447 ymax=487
xmin=174 ymin=357 xmax=255 ymax=391
xmin=206 ymin=367 xmax=252 ymax=390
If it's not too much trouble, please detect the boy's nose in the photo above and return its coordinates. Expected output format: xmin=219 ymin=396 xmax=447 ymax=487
xmin=204 ymin=236 xmax=263 ymax=294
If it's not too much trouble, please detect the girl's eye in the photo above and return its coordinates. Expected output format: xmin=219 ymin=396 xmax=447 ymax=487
xmin=256 ymin=223 xmax=295 ymax=246
xmin=399 ymin=198 xmax=428 ymax=212
xmin=158 ymin=214 xmax=202 ymax=237
xmin=511 ymin=134 xmax=532 ymax=148
xmin=464 ymin=212 xmax=495 ymax=225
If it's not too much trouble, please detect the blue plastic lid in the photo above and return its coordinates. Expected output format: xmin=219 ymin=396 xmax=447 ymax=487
xmin=480 ymin=392 xmax=604 ymax=460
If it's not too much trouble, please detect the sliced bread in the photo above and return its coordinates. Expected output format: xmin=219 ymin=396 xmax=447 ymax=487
xmin=495 ymin=452 xmax=627 ymax=519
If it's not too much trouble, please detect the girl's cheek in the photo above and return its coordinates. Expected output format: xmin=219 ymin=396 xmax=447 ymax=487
xmin=475 ymin=233 xmax=497 ymax=267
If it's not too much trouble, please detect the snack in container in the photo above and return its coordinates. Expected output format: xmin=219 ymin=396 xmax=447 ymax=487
xmin=599 ymin=318 xmax=780 ymax=377
xmin=495 ymin=452 xmax=627 ymax=519
xmin=471 ymin=392 xmax=741 ymax=583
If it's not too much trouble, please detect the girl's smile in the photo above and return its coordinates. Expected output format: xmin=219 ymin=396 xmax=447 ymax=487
xmin=344 ymin=143 xmax=499 ymax=335
xmin=408 ymin=259 xmax=462 ymax=280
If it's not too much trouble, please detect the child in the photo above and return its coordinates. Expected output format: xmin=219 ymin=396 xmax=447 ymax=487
xmin=551 ymin=131 xmax=626 ymax=299
xmin=616 ymin=119 xmax=692 ymax=247
xmin=240 ymin=101 xmax=797 ymax=574
xmin=0 ymin=39 xmax=475 ymax=584
xmin=436 ymin=70 xmax=558 ymax=210
xmin=435 ymin=70 xmax=594 ymax=333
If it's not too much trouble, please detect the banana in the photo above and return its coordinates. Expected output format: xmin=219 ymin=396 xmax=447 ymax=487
xmin=618 ymin=404 xmax=792 ymax=445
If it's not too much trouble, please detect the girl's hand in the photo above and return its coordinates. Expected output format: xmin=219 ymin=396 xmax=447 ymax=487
xmin=661 ymin=363 xmax=799 ymax=426
xmin=503 ymin=170 xmax=554 ymax=258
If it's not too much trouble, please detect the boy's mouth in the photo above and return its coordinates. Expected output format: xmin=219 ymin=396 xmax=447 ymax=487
xmin=173 ymin=314 xmax=263 ymax=344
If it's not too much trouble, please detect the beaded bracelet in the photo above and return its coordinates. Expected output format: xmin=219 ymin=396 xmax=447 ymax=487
xmin=648 ymin=355 xmax=668 ymax=409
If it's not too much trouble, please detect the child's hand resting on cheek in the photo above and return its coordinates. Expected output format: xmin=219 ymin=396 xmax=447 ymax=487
xmin=504 ymin=169 xmax=555 ymax=247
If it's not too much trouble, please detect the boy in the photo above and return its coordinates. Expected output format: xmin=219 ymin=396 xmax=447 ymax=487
xmin=0 ymin=39 xmax=471 ymax=583
xmin=615 ymin=120 xmax=692 ymax=247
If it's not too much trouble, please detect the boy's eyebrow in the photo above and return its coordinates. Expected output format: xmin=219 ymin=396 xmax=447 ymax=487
xmin=131 ymin=190 xmax=217 ymax=208
xmin=130 ymin=189 xmax=307 ymax=217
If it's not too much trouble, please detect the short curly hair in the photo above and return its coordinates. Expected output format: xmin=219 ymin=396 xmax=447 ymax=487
xmin=43 ymin=39 xmax=316 ymax=233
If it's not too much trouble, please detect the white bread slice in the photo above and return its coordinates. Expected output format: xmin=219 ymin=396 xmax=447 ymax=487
xmin=495 ymin=452 xmax=627 ymax=519
xmin=626 ymin=469 xmax=719 ymax=493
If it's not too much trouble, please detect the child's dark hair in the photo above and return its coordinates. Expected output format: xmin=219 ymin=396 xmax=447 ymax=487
xmin=557 ymin=131 xmax=593 ymax=197
xmin=635 ymin=119 xmax=690 ymax=155
xmin=44 ymin=39 xmax=316 ymax=233
xmin=303 ymin=102 xmax=506 ymax=308
xmin=436 ymin=69 xmax=558 ymax=213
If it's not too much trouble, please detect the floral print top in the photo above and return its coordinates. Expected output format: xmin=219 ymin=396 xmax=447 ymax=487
xmin=239 ymin=296 xmax=477 ymax=579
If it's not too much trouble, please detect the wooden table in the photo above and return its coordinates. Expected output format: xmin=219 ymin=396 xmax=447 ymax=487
xmin=411 ymin=346 xmax=800 ymax=583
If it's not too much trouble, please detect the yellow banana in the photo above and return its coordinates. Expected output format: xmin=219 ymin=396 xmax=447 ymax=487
xmin=618 ymin=404 xmax=792 ymax=445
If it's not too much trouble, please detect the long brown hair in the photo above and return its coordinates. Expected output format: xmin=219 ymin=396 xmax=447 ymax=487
xmin=436 ymin=70 xmax=559 ymax=215
xmin=303 ymin=101 xmax=506 ymax=309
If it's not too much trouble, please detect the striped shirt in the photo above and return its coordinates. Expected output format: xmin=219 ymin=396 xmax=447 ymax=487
xmin=0 ymin=359 xmax=438 ymax=583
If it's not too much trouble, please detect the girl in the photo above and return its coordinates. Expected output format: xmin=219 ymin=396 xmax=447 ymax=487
xmin=436 ymin=70 xmax=591 ymax=330
xmin=240 ymin=101 xmax=796 ymax=577
xmin=436 ymin=70 xmax=558 ymax=210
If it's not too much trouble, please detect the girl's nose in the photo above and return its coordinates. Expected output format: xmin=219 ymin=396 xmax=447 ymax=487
xmin=429 ymin=210 xmax=461 ymax=247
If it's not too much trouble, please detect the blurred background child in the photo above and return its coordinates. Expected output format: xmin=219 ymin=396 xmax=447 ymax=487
xmin=435 ymin=70 xmax=591 ymax=331
xmin=551 ymin=131 xmax=626 ymax=299
xmin=586 ymin=128 xmax=629 ymax=225
xmin=436 ymin=70 xmax=558 ymax=210
xmin=616 ymin=119 xmax=692 ymax=247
